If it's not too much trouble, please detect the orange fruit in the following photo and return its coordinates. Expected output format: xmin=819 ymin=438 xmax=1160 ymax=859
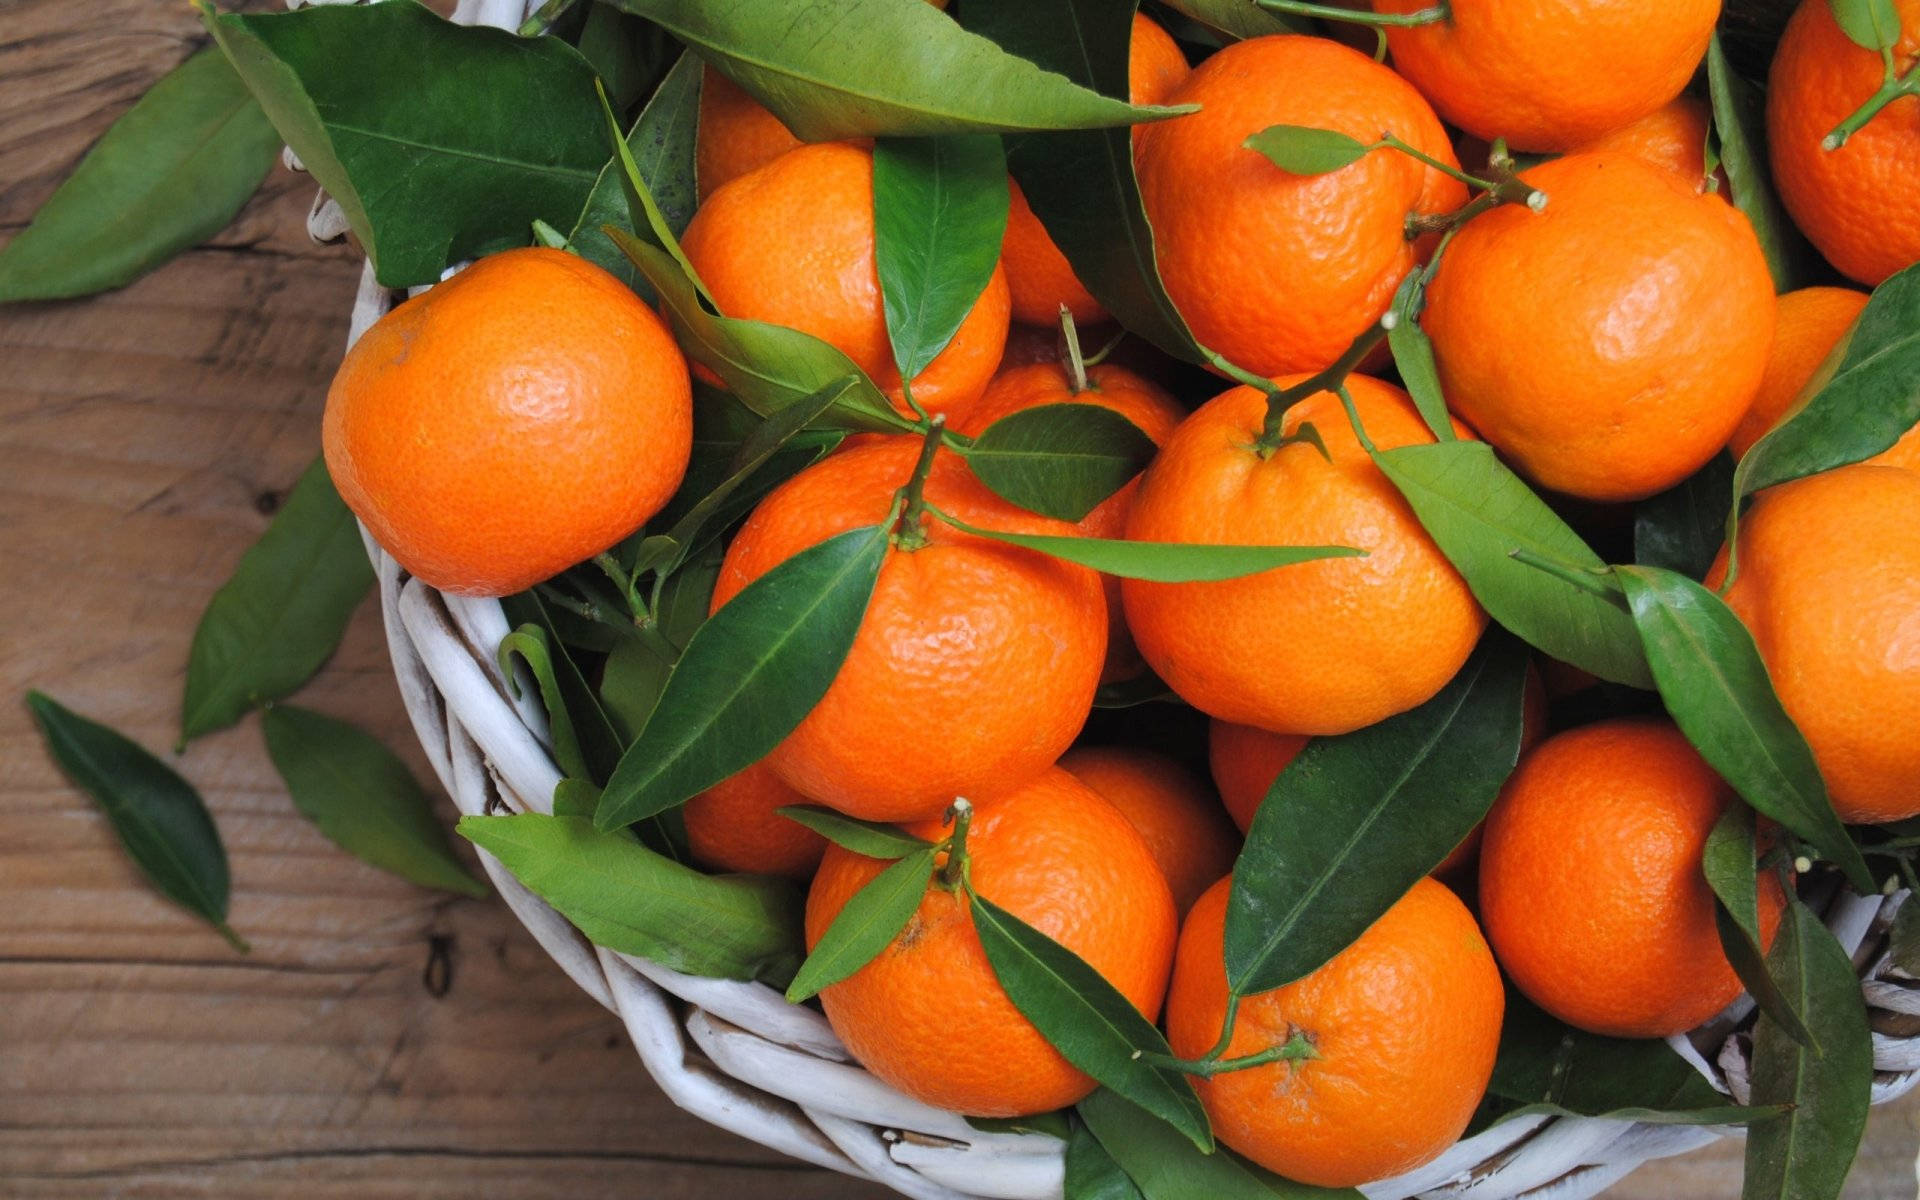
xmin=1001 ymin=13 xmax=1190 ymax=327
xmin=1058 ymin=746 xmax=1239 ymax=916
xmin=682 ymin=761 xmax=827 ymax=880
xmin=1423 ymin=152 xmax=1776 ymax=502
xmin=1207 ymin=719 xmax=1308 ymax=835
xmin=1574 ymin=95 xmax=1713 ymax=187
xmin=1374 ymin=0 xmax=1718 ymax=152
xmin=1166 ymin=876 xmax=1504 ymax=1188
xmin=1479 ymin=717 xmax=1787 ymax=1038
xmin=680 ymin=142 xmax=1011 ymax=422
xmin=324 ymin=247 xmax=690 ymax=598
xmin=1123 ymin=376 xmax=1485 ymax=736
xmin=806 ymin=767 xmax=1176 ymax=1116
xmin=1728 ymin=287 xmax=1920 ymax=471
xmin=713 ymin=437 xmax=1105 ymax=823
xmin=695 ymin=69 xmax=804 ymax=205
xmin=1135 ymin=34 xmax=1466 ymax=378
xmin=955 ymin=361 xmax=1186 ymax=681
xmin=1768 ymin=0 xmax=1920 ymax=285
xmin=1710 ymin=465 xmax=1920 ymax=823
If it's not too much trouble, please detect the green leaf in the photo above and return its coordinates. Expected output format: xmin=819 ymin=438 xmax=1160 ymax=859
xmin=1065 ymin=1120 xmax=1146 ymax=1200
xmin=963 ymin=403 xmax=1159 ymax=522
xmin=1706 ymin=33 xmax=1811 ymax=292
xmin=1615 ymin=566 xmax=1874 ymax=892
xmin=0 ymin=48 xmax=280 ymax=303
xmin=1829 ymin=0 xmax=1903 ymax=49
xmin=26 ymin=691 xmax=245 ymax=952
xmin=1242 ymin=125 xmax=1372 ymax=175
xmin=1374 ymin=440 xmax=1654 ymax=688
xmin=961 ymin=0 xmax=1206 ymax=361
xmin=932 ymin=506 xmax=1362 ymax=581
xmin=1744 ymin=899 xmax=1874 ymax=1200
xmin=1891 ymin=896 xmax=1920 ymax=976
xmin=602 ymin=0 xmax=1188 ymax=139
xmin=1704 ymin=804 xmax=1816 ymax=1048
xmin=594 ymin=522 xmax=891 ymax=831
xmin=575 ymin=3 xmax=657 ymax=111
xmin=1077 ymin=1088 xmax=1356 ymax=1200
xmin=552 ymin=777 xmax=601 ymax=819
xmin=1633 ymin=452 xmax=1736 ymax=580
xmin=261 ymin=705 xmax=486 ymax=898
xmin=785 ymin=846 xmax=935 ymax=1001
xmin=1734 ymin=261 xmax=1920 ymax=497
xmin=599 ymin=633 xmax=676 ymax=743
xmin=1156 ymin=0 xmax=1306 ymax=39
xmin=567 ymin=49 xmax=701 ymax=293
xmin=181 ymin=458 xmax=373 ymax=744
xmin=201 ymin=0 xmax=608 ymax=287
xmin=1387 ymin=270 xmax=1455 ymax=444
xmin=776 ymin=805 xmax=935 ymax=859
xmin=971 ymin=894 xmax=1212 ymax=1152
xmin=458 ymin=811 xmax=804 ymax=985
xmin=498 ymin=626 xmax=596 ymax=784
xmin=874 ymin=134 xmax=1009 ymax=382
xmin=1224 ymin=632 xmax=1529 ymax=995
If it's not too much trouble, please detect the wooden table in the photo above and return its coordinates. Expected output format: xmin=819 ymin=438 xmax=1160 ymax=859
xmin=2 ymin=3 xmax=1915 ymax=1196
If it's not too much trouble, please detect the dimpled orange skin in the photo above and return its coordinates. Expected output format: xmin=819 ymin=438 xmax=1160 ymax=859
xmin=1135 ymin=35 xmax=1467 ymax=378
xmin=1167 ymin=877 xmax=1504 ymax=1188
xmin=1001 ymin=13 xmax=1191 ymax=327
xmin=1575 ymin=95 xmax=1712 ymax=187
xmin=695 ymin=69 xmax=804 ymax=205
xmin=1709 ymin=466 xmax=1920 ymax=824
xmin=1423 ymin=152 xmax=1776 ymax=502
xmin=955 ymin=362 xmax=1186 ymax=681
xmin=1123 ymin=377 xmax=1485 ymax=736
xmin=806 ymin=768 xmax=1176 ymax=1116
xmin=682 ymin=761 xmax=826 ymax=881
xmin=680 ymin=142 xmax=1011 ymax=422
xmin=1479 ymin=718 xmax=1786 ymax=1038
xmin=1769 ymin=0 xmax=1920 ymax=285
xmin=323 ymin=247 xmax=691 ymax=598
xmin=1375 ymin=0 xmax=1718 ymax=152
xmin=1728 ymin=288 xmax=1920 ymax=471
xmin=712 ymin=438 xmax=1105 ymax=823
xmin=1059 ymin=746 xmax=1240 ymax=916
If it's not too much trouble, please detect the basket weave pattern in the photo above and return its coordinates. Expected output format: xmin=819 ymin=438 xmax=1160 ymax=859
xmin=320 ymin=3 xmax=1920 ymax=1196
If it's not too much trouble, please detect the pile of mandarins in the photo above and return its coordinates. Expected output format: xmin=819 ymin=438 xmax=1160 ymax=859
xmin=322 ymin=0 xmax=1920 ymax=1188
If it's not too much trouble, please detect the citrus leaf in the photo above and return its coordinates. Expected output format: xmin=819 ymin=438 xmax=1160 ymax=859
xmin=1156 ymin=0 xmax=1306 ymax=39
xmin=1242 ymin=124 xmax=1371 ymax=175
xmin=552 ymin=778 xmax=601 ymax=819
xmin=1706 ymin=33 xmax=1812 ymax=292
xmin=961 ymin=0 xmax=1207 ymax=361
xmin=1704 ymin=803 xmax=1816 ymax=1048
xmin=602 ymin=0 xmax=1188 ymax=139
xmin=1387 ymin=270 xmax=1454 ymax=443
xmin=1830 ymin=0 xmax=1903 ymax=49
xmin=598 ymin=632 xmax=676 ymax=743
xmin=972 ymin=894 xmax=1212 ymax=1152
xmin=1077 ymin=1088 xmax=1355 ymax=1199
xmin=785 ymin=846 xmax=935 ymax=1001
xmin=932 ymin=506 xmax=1361 ymax=581
xmin=567 ymin=48 xmax=700 ymax=293
xmin=1744 ymin=899 xmax=1873 ymax=1200
xmin=1633 ymin=451 xmax=1735 ymax=580
xmin=1734 ymin=261 xmax=1920 ymax=497
xmin=1374 ymin=440 xmax=1654 ymax=688
xmin=594 ymin=522 xmax=891 ymax=831
xmin=498 ymin=625 xmax=596 ymax=785
xmin=1891 ymin=896 xmax=1920 ymax=976
xmin=963 ymin=403 xmax=1158 ymax=521
xmin=776 ymin=806 xmax=935 ymax=859
xmin=458 ymin=812 xmax=804 ymax=985
xmin=1224 ymin=632 xmax=1529 ymax=995
xmin=1614 ymin=566 xmax=1873 ymax=892
xmin=874 ymin=134 xmax=1009 ymax=382
xmin=262 ymin=705 xmax=486 ymax=899
xmin=27 ymin=691 xmax=244 ymax=952
xmin=181 ymin=457 xmax=373 ymax=743
xmin=0 ymin=48 xmax=280 ymax=303
xmin=1065 ymin=1120 xmax=1146 ymax=1200
xmin=201 ymin=0 xmax=608 ymax=288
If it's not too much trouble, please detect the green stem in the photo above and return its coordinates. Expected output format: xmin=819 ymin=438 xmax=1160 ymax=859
xmin=1508 ymin=549 xmax=1624 ymax=601
xmin=1059 ymin=306 xmax=1091 ymax=395
xmin=893 ymin=417 xmax=947 ymax=551
xmin=1255 ymin=318 xmax=1394 ymax=451
xmin=939 ymin=797 xmax=974 ymax=890
xmin=1380 ymin=134 xmax=1546 ymax=212
xmin=1200 ymin=992 xmax=1242 ymax=1062
xmin=1081 ymin=328 xmax=1128 ymax=368
xmin=1255 ymin=0 xmax=1448 ymax=26
xmin=517 ymin=0 xmax=579 ymax=36
xmin=592 ymin=553 xmax=646 ymax=621
xmin=1823 ymin=60 xmax=1919 ymax=151
xmin=1146 ymin=1030 xmax=1318 ymax=1077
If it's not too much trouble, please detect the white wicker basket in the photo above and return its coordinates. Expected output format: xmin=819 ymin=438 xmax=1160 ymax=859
xmin=315 ymin=2 xmax=1920 ymax=1195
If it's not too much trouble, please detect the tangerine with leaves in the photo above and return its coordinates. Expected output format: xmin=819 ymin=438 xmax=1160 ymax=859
xmin=1135 ymin=34 xmax=1466 ymax=378
xmin=1479 ymin=717 xmax=1787 ymax=1038
xmin=1123 ymin=376 xmax=1485 ymax=736
xmin=806 ymin=768 xmax=1176 ymax=1116
xmin=1058 ymin=746 xmax=1239 ymax=916
xmin=323 ymin=247 xmax=691 ymax=597
xmin=713 ymin=437 xmax=1105 ymax=823
xmin=1166 ymin=876 xmax=1504 ymax=1188
xmin=682 ymin=761 xmax=826 ymax=880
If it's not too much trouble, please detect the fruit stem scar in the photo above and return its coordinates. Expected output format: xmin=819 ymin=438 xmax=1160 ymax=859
xmin=1822 ymin=59 xmax=1920 ymax=150
xmin=893 ymin=417 xmax=947 ymax=551
xmin=939 ymin=797 xmax=974 ymax=889
xmin=1058 ymin=306 xmax=1091 ymax=395
xmin=1254 ymin=0 xmax=1450 ymax=27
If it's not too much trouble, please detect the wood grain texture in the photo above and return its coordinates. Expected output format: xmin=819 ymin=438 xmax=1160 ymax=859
xmin=0 ymin=2 xmax=1913 ymax=1197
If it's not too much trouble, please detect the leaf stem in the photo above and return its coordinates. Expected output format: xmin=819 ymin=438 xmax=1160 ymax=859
xmin=1508 ymin=549 xmax=1625 ymax=600
xmin=1254 ymin=317 xmax=1395 ymax=452
xmin=592 ymin=553 xmax=647 ymax=621
xmin=215 ymin=921 xmax=252 ymax=954
xmin=1255 ymin=0 xmax=1449 ymax=26
xmin=893 ymin=417 xmax=947 ymax=551
xmin=1059 ymin=305 xmax=1091 ymax=395
xmin=1081 ymin=328 xmax=1128 ymax=368
xmin=939 ymin=796 xmax=974 ymax=890
xmin=1144 ymin=1030 xmax=1318 ymax=1077
xmin=1823 ymin=60 xmax=1920 ymax=150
